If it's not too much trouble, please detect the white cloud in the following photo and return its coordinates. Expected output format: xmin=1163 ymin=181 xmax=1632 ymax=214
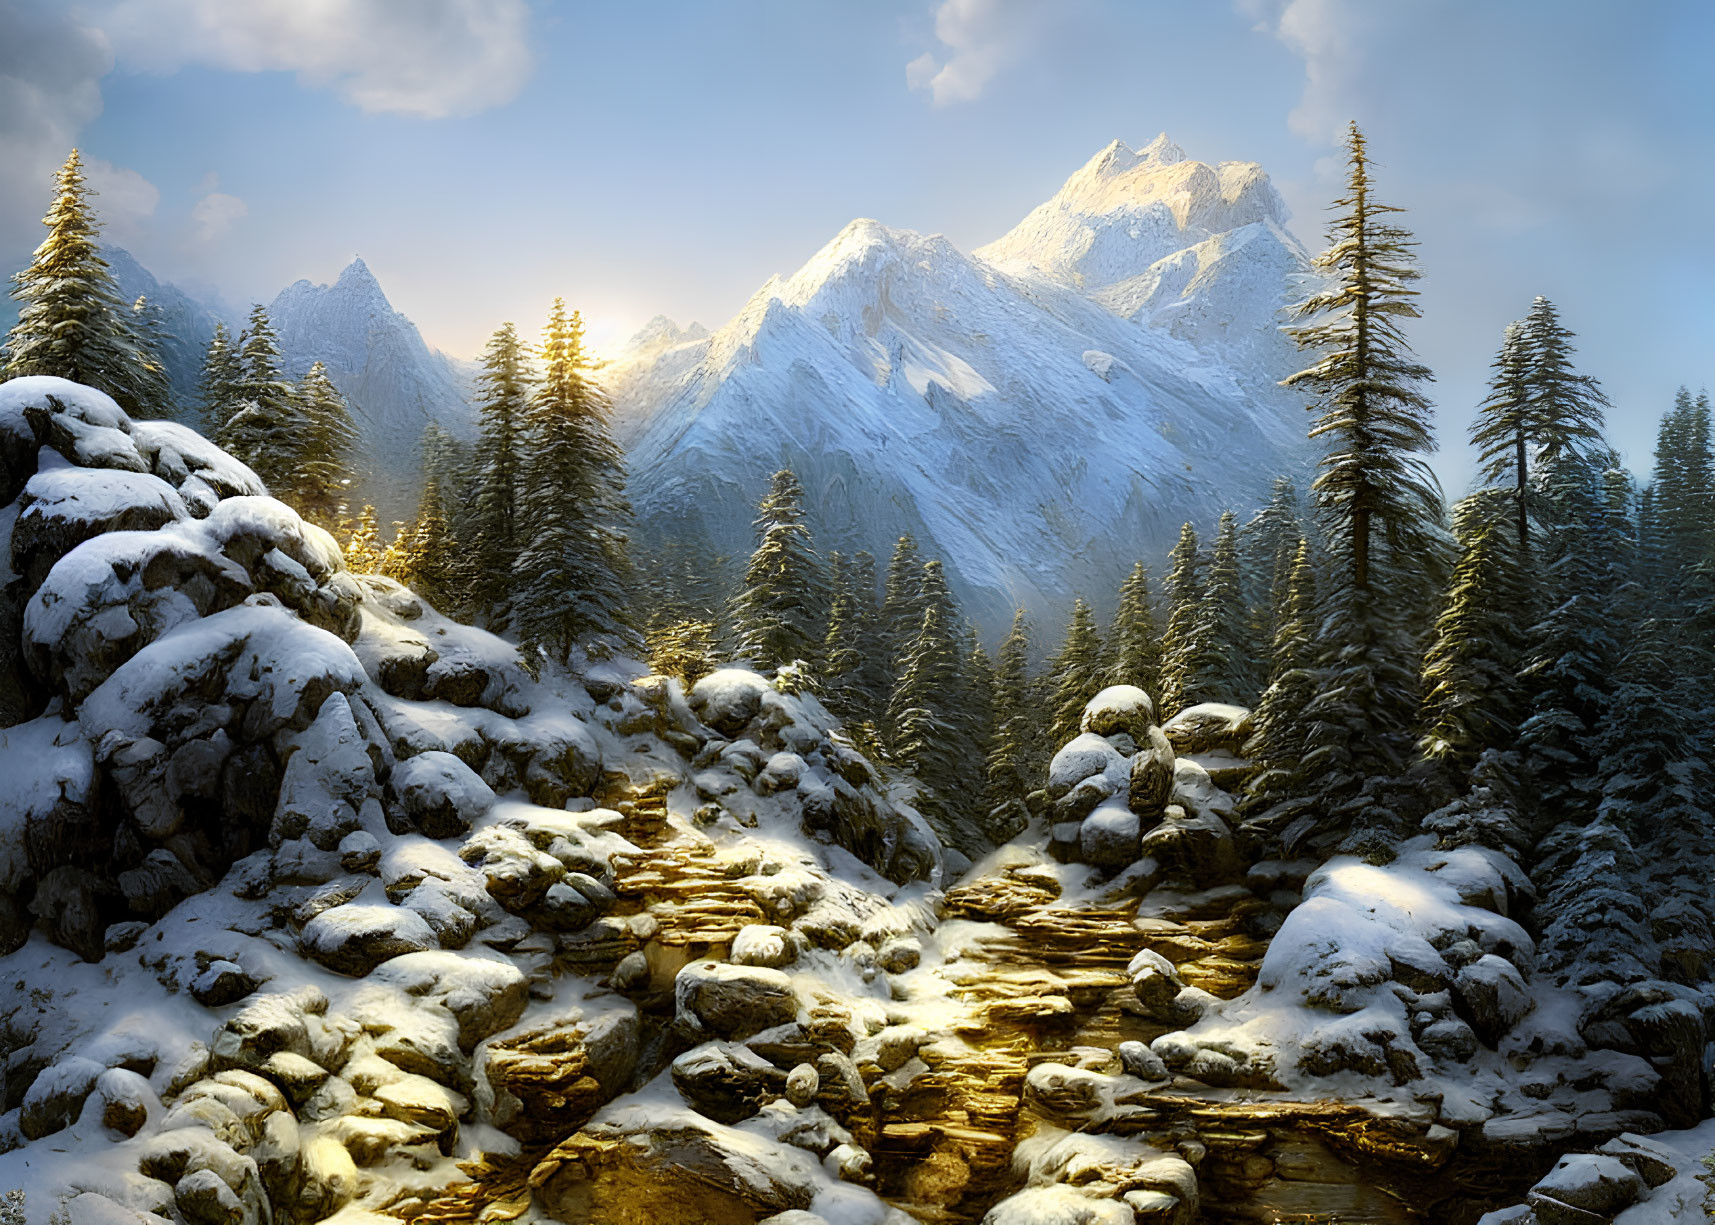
xmin=92 ymin=0 xmax=534 ymax=119
xmin=191 ymin=190 xmax=246 ymax=241
xmin=907 ymin=0 xmax=1048 ymax=106
xmin=0 ymin=0 xmax=127 ymax=247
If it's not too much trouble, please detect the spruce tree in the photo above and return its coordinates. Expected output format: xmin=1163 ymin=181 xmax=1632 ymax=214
xmin=512 ymin=299 xmax=637 ymax=661
xmin=199 ymin=322 xmax=242 ymax=435
xmin=1654 ymin=387 xmax=1715 ymax=570
xmin=290 ymin=361 xmax=359 ymax=525
xmin=1282 ymin=122 xmax=1441 ymax=848
xmin=1048 ymin=597 xmax=1104 ymax=748
xmin=126 ymin=296 xmax=174 ymax=417
xmin=886 ymin=560 xmax=967 ymax=831
xmin=1244 ymin=537 xmax=1319 ymax=822
xmin=879 ymin=533 xmax=925 ymax=671
xmin=821 ymin=551 xmax=864 ymax=717
xmin=1157 ymin=522 xmax=1203 ymax=717
xmin=470 ymin=321 xmax=533 ymax=619
xmin=403 ymin=476 xmax=458 ymax=610
xmin=1240 ymin=476 xmax=1303 ymax=649
xmin=1108 ymin=562 xmax=1162 ymax=699
xmin=845 ymin=550 xmax=892 ymax=724
xmin=1418 ymin=493 xmax=1528 ymax=776
xmin=1470 ymin=321 xmax=1533 ymax=550
xmin=343 ymin=505 xmax=383 ymax=574
xmin=1177 ymin=510 xmax=1255 ymax=706
xmin=986 ymin=610 xmax=1042 ymax=840
xmin=729 ymin=468 xmax=827 ymax=672
xmin=219 ymin=304 xmax=305 ymax=491
xmin=1520 ymin=296 xmax=1611 ymax=475
xmin=4 ymin=150 xmax=168 ymax=418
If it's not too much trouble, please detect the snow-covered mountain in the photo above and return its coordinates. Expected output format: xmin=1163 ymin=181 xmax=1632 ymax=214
xmin=105 ymin=246 xmax=228 ymax=416
xmin=268 ymin=257 xmax=477 ymax=521
xmin=604 ymin=135 xmax=1315 ymax=630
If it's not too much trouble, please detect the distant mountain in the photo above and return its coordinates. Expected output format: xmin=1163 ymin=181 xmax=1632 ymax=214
xmin=268 ymin=258 xmax=477 ymax=523
xmin=105 ymin=246 xmax=229 ymax=420
xmin=603 ymin=135 xmax=1315 ymax=632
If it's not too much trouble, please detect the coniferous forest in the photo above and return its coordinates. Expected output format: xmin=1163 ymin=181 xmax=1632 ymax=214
xmin=2 ymin=71 xmax=1714 ymax=1225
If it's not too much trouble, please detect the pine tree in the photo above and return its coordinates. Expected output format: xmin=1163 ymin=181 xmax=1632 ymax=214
xmin=1470 ymin=321 xmax=1533 ymax=550
xmin=289 ymin=361 xmax=359 ymax=525
xmin=986 ymin=610 xmax=1042 ymax=840
xmin=219 ymin=304 xmax=305 ymax=491
xmin=126 ymin=296 xmax=174 ymax=418
xmin=512 ymin=299 xmax=637 ymax=661
xmin=1157 ymin=522 xmax=1203 ymax=717
xmin=199 ymin=322 xmax=242 ymax=435
xmin=4 ymin=150 xmax=169 ymax=418
xmin=343 ymin=505 xmax=383 ymax=574
xmin=1520 ymin=296 xmax=1611 ymax=475
xmin=821 ymin=551 xmax=865 ymax=718
xmin=1654 ymin=387 xmax=1715 ymax=570
xmin=1107 ymin=562 xmax=1162 ymax=699
xmin=1282 ymin=122 xmax=1442 ymax=849
xmin=1516 ymin=459 xmax=1625 ymax=836
xmin=470 ymin=321 xmax=533 ymax=620
xmin=729 ymin=468 xmax=827 ymax=673
xmin=1048 ymin=598 xmax=1104 ymax=748
xmin=647 ymin=619 xmax=719 ymax=689
xmin=1244 ymin=537 xmax=1319 ymax=821
xmin=1177 ymin=510 xmax=1254 ymax=706
xmin=403 ymin=476 xmax=458 ymax=610
xmin=879 ymin=533 xmax=925 ymax=672
xmin=845 ymin=550 xmax=892 ymax=724
xmin=1240 ymin=476 xmax=1303 ymax=650
xmin=886 ymin=560 xmax=968 ymax=828
xmin=1418 ymin=493 xmax=1529 ymax=775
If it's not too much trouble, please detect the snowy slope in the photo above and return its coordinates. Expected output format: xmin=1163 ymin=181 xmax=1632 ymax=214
xmin=104 ymin=247 xmax=228 ymax=419
xmin=268 ymin=258 xmax=477 ymax=521
xmin=605 ymin=136 xmax=1314 ymax=629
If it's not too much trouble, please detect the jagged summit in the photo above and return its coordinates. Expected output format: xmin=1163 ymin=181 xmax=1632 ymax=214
xmin=604 ymin=138 xmax=1316 ymax=630
xmin=621 ymin=314 xmax=710 ymax=356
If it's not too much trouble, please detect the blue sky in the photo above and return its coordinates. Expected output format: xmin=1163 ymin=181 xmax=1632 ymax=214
xmin=3 ymin=0 xmax=1712 ymax=487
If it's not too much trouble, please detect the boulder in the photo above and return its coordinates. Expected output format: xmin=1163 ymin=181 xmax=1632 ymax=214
xmin=733 ymin=924 xmax=798 ymax=969
xmin=1080 ymin=686 xmax=1156 ymax=740
xmin=1047 ymin=734 xmax=1128 ymax=802
xmin=1453 ymin=955 xmax=1534 ymax=1046
xmin=529 ymin=1104 xmax=821 ymax=1225
xmin=1128 ymin=725 xmax=1176 ymax=819
xmin=1528 ymin=1153 xmax=1647 ymax=1224
xmin=690 ymin=669 xmax=772 ymax=737
xmin=20 ymin=1055 xmax=105 ymax=1139
xmin=371 ymin=950 xmax=531 ymax=1051
xmin=1079 ymin=802 xmax=1140 ymax=870
xmin=676 ymin=961 xmax=801 ymax=1040
xmin=299 ymin=903 xmax=439 ymax=976
xmin=1160 ymin=703 xmax=1253 ymax=755
xmin=671 ymin=1042 xmax=786 ymax=1123
xmin=389 ymin=751 xmax=495 ymax=839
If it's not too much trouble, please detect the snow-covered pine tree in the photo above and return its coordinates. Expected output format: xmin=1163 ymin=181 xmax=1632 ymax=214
xmin=1653 ymin=387 xmax=1715 ymax=573
xmin=289 ymin=361 xmax=359 ymax=526
xmin=879 ymin=533 xmax=925 ymax=674
xmin=1048 ymin=597 xmax=1104 ymax=748
xmin=219 ymin=304 xmax=306 ymax=491
xmin=729 ymin=468 xmax=827 ymax=673
xmin=1243 ymin=537 xmax=1319 ymax=824
xmin=1157 ymin=522 xmax=1203 ymax=717
xmin=4 ymin=150 xmax=169 ymax=418
xmin=470 ymin=321 xmax=533 ymax=620
xmin=1240 ymin=476 xmax=1303 ymax=651
xmin=820 ymin=551 xmax=864 ymax=717
xmin=1177 ymin=510 xmax=1256 ymax=706
xmin=985 ymin=609 xmax=1040 ymax=840
xmin=125 ymin=296 xmax=174 ymax=418
xmin=1515 ymin=458 xmax=1625 ymax=838
xmin=512 ymin=299 xmax=638 ymax=662
xmin=959 ymin=637 xmax=998 ymax=833
xmin=1470 ymin=321 xmax=1533 ymax=550
xmin=1521 ymin=296 xmax=1611 ymax=473
xmin=402 ymin=475 xmax=458 ymax=611
xmin=845 ymin=550 xmax=892 ymax=724
xmin=1418 ymin=491 xmax=1529 ymax=777
xmin=1107 ymin=562 xmax=1162 ymax=699
xmin=885 ymin=560 xmax=973 ymax=840
xmin=343 ymin=505 xmax=383 ymax=574
xmin=1282 ymin=122 xmax=1442 ymax=850
xmin=199 ymin=322 xmax=242 ymax=435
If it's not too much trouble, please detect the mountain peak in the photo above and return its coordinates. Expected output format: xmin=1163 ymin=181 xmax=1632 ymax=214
xmin=336 ymin=256 xmax=383 ymax=295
